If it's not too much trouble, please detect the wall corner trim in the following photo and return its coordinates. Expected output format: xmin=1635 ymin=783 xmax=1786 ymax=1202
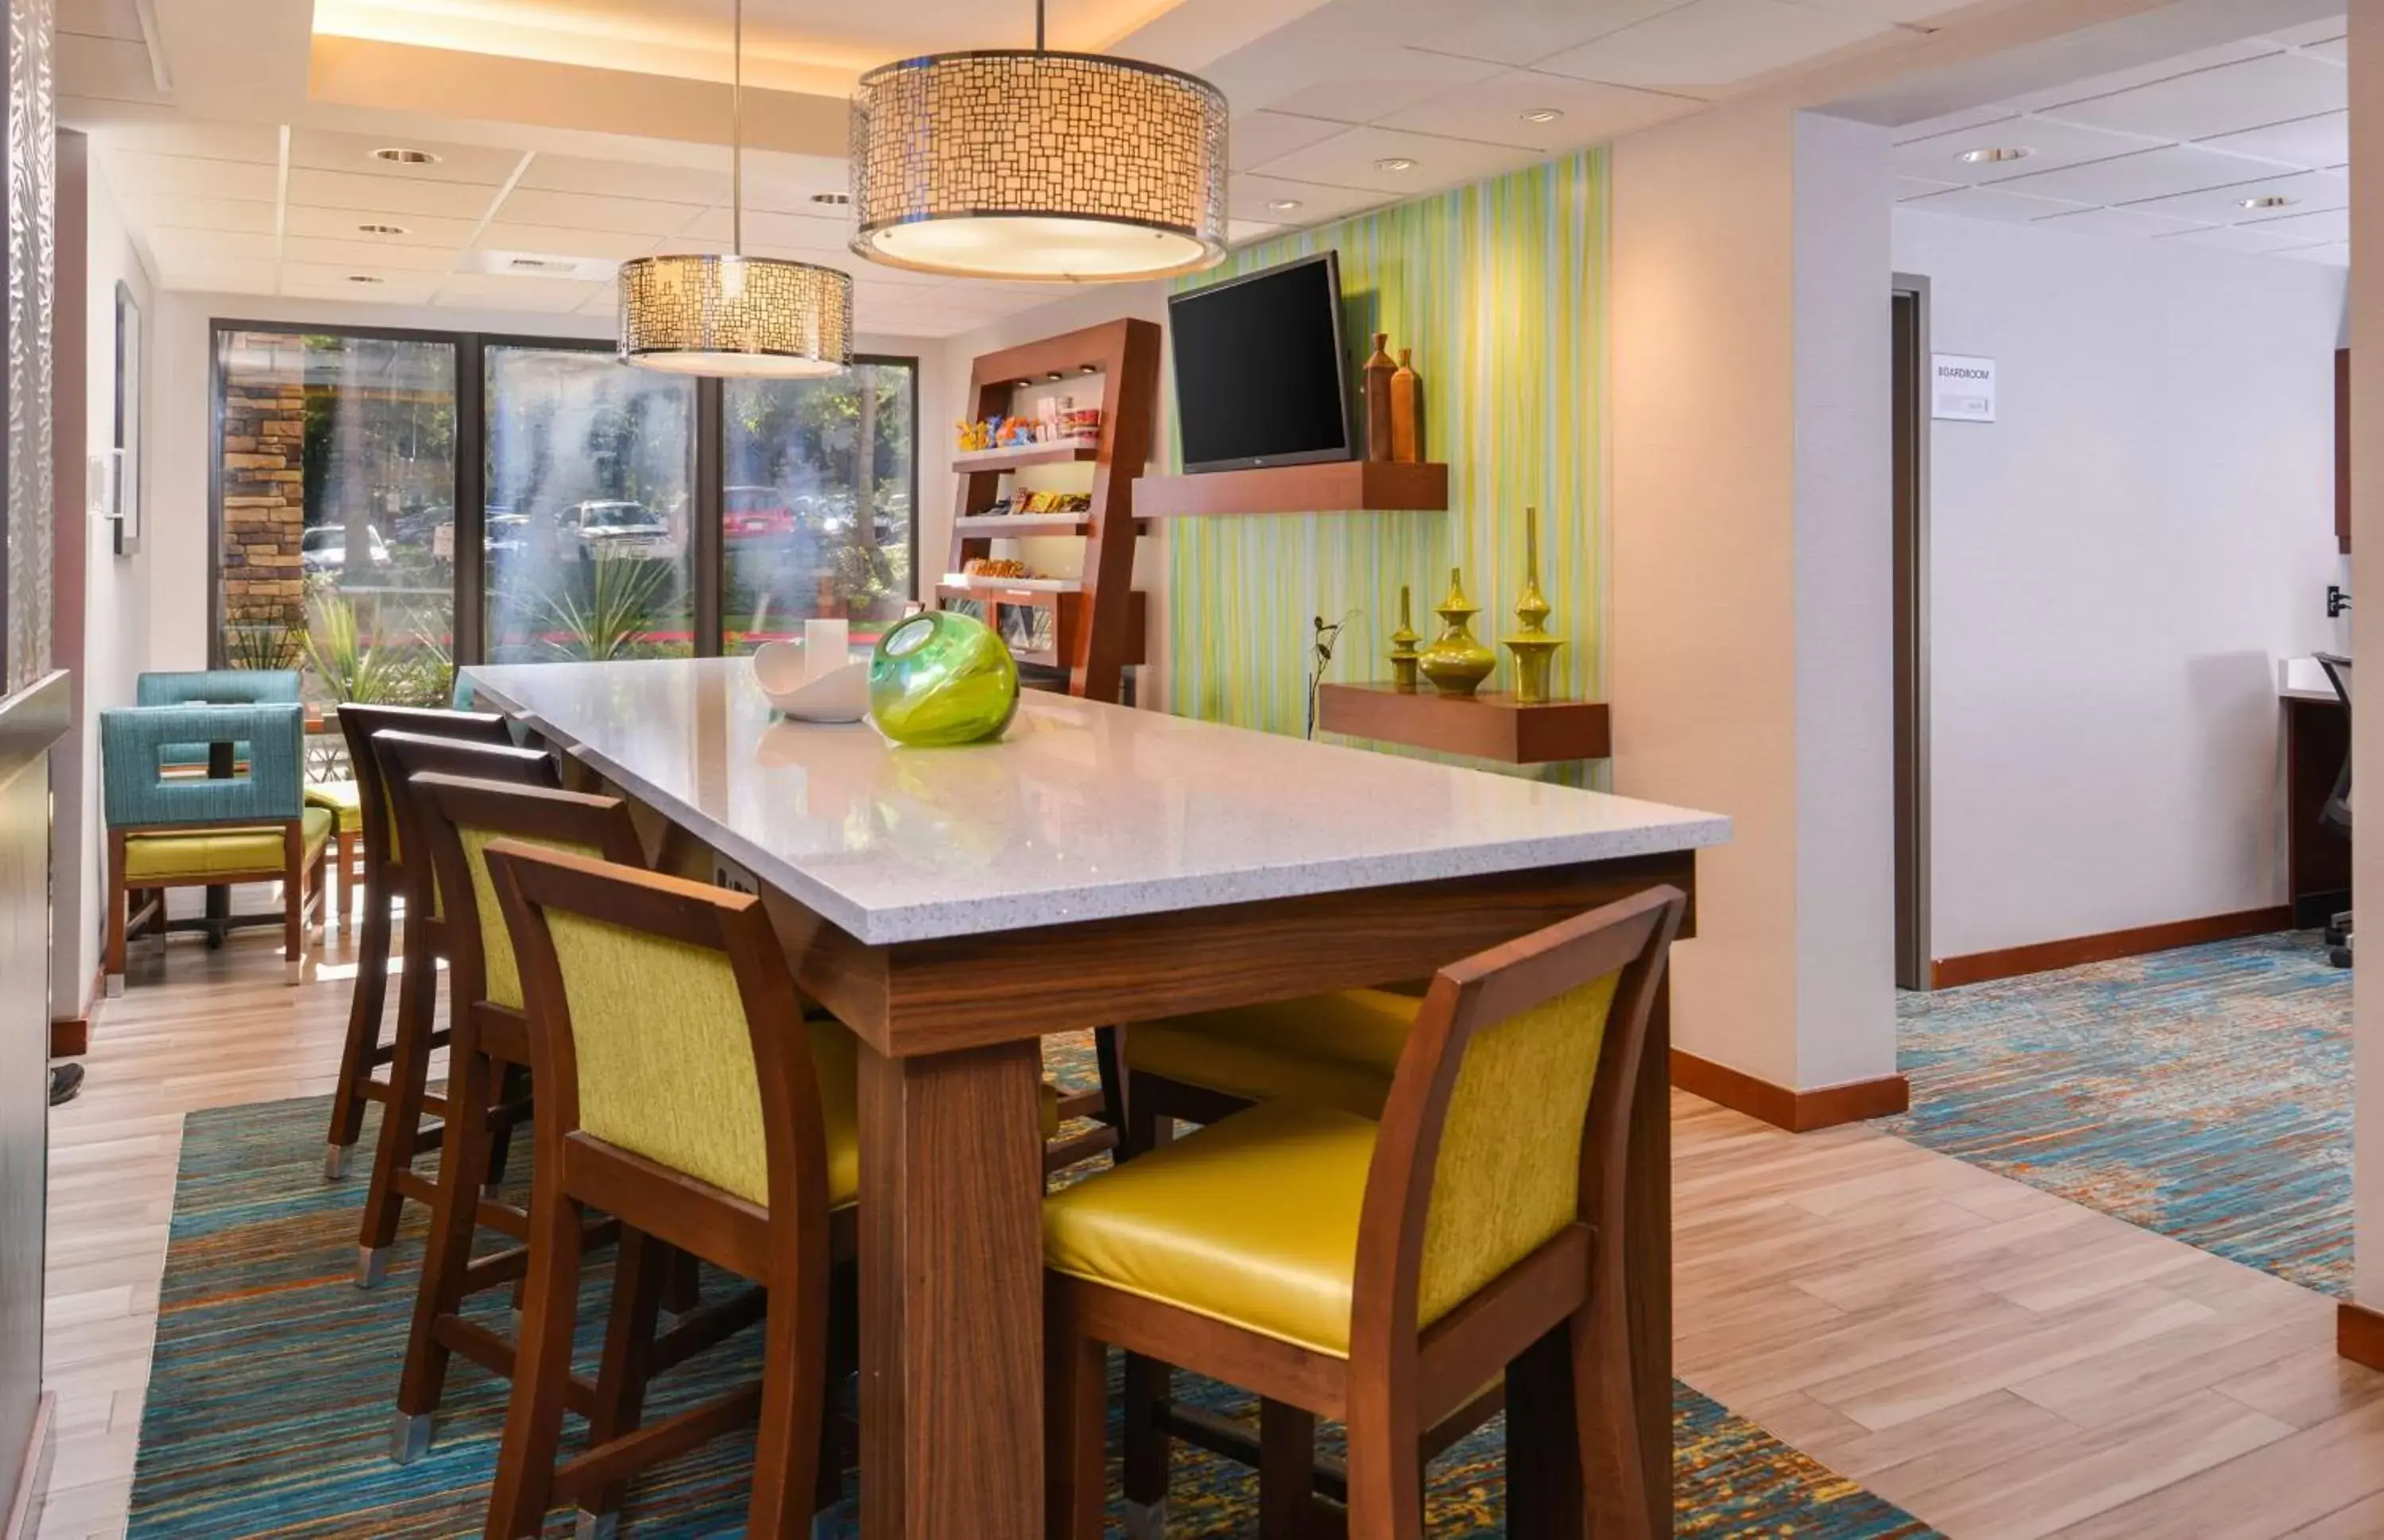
xmin=1670 ymin=1049 xmax=1909 ymax=1132
xmin=1929 ymin=905 xmax=2292 ymax=989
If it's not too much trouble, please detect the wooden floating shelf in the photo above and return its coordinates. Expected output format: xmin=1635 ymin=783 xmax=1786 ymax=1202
xmin=951 ymin=513 xmax=1136 ymax=538
xmin=1317 ymin=683 xmax=1610 ymax=764
xmin=935 ymin=578 xmax=1081 ymax=606
xmin=951 ymin=442 xmax=1101 ymax=474
xmin=1134 ymin=459 xmax=1449 ymax=518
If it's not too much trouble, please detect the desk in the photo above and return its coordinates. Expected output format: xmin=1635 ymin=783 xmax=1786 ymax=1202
xmin=2285 ymin=683 xmax=2350 ymax=927
xmin=462 ymin=656 xmax=1728 ymax=1540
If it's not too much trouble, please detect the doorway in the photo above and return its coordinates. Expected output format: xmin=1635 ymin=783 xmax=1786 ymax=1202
xmin=1893 ymin=274 xmax=1931 ymax=992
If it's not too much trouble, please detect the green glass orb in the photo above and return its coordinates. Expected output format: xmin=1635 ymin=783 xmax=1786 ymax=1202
xmin=869 ymin=611 xmax=1020 ymax=745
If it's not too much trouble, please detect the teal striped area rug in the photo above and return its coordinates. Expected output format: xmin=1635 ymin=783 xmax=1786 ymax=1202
xmin=1889 ymin=931 xmax=2351 ymax=1295
xmin=130 ymin=1094 xmax=1941 ymax=1538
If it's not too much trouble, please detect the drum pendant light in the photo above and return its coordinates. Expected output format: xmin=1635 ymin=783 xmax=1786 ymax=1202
xmin=849 ymin=0 xmax=1229 ymax=283
xmin=619 ymin=0 xmax=853 ymax=377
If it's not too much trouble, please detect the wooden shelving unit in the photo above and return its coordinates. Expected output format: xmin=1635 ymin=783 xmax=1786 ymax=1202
xmin=1135 ymin=459 xmax=1448 ymax=519
xmin=1317 ymin=683 xmax=1610 ymax=764
xmin=944 ymin=317 xmax=1159 ymax=703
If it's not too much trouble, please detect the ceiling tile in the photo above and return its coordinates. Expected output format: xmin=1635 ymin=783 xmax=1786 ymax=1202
xmin=734 ymin=150 xmax=859 ymax=215
xmin=435 ymin=274 xmax=606 ymax=312
xmin=2030 ymin=206 xmax=2208 ymax=239
xmin=1225 ymin=174 xmax=1387 ymax=225
xmin=1986 ymin=144 xmax=2281 ymax=205
xmin=1227 ymin=218 xmax=1290 ymax=246
xmin=288 ymin=168 xmax=502 ymax=221
xmin=1999 ymin=40 xmax=2281 ymax=115
xmin=148 ymin=228 xmax=277 ymax=266
xmin=1891 ymin=116 xmax=2165 ymax=185
xmin=1797 ymin=0 xmax=1976 ymax=22
xmin=2305 ymin=37 xmax=2346 ymax=64
xmin=743 ymin=209 xmax=855 ymax=253
xmin=283 ymin=272 xmax=443 ymax=306
xmin=1260 ymin=47 xmax=1505 ymax=123
xmin=494 ymin=188 xmax=698 ymax=235
xmin=1248 ymin=126 xmax=1542 ymax=193
xmin=105 ymin=150 xmax=278 ymax=203
xmin=514 ymin=153 xmax=728 ymax=207
xmin=2259 ymin=17 xmax=2347 ymax=48
xmin=1534 ymin=0 xmax=1893 ymax=99
xmin=2241 ymin=205 xmax=2351 ymax=246
xmin=153 ymin=265 xmax=279 ymax=296
xmin=476 ymin=222 xmax=658 ymax=262
xmin=1892 ymin=106 xmax=2018 ymax=146
xmin=2120 ymin=168 xmax=2344 ymax=225
xmin=57 ymin=35 xmax=167 ymax=105
xmin=124 ymin=191 xmax=277 ymax=235
xmin=1230 ymin=111 xmax=1351 ymax=171
xmin=2198 ymin=110 xmax=2347 ymax=170
xmin=2159 ymin=222 xmax=2327 ymax=254
xmin=1403 ymin=0 xmax=1684 ymax=68
xmin=283 ymin=205 xmax=485 ymax=247
xmin=1376 ymin=70 xmax=1697 ymax=150
xmin=1898 ymin=185 xmax=2090 ymax=223
xmin=2278 ymin=241 xmax=2349 ymax=265
xmin=1894 ymin=175 xmax=1959 ymax=200
xmin=287 ymin=130 xmax=526 ymax=188
xmin=95 ymin=121 xmax=281 ymax=163
xmin=2039 ymin=52 xmax=2347 ymax=142
xmin=283 ymin=235 xmax=459 ymax=273
xmin=60 ymin=0 xmax=141 ymax=41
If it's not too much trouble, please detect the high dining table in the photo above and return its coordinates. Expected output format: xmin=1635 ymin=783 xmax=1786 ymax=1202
xmin=459 ymin=656 xmax=1729 ymax=1540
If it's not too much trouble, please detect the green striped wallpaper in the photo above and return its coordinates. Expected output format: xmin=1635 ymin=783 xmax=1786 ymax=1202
xmin=1163 ymin=148 xmax=1608 ymax=784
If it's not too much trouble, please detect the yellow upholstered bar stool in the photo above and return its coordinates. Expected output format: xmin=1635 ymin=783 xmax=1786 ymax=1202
xmin=1046 ymin=887 xmax=1686 ymax=1540
xmin=479 ymin=843 xmax=854 ymax=1540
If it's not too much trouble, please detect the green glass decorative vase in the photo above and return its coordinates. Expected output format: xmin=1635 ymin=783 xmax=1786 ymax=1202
xmin=1417 ymin=567 xmax=1496 ymax=699
xmin=1501 ymin=505 xmax=1565 ymax=705
xmin=869 ymin=610 xmax=1020 ymax=746
xmin=1388 ymin=583 xmax=1422 ymax=693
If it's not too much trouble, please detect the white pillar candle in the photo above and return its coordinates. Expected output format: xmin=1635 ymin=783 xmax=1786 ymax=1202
xmin=804 ymin=617 xmax=850 ymax=678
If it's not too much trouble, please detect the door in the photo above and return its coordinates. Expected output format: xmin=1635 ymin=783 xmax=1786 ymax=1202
xmin=1894 ymin=277 xmax=1932 ymax=991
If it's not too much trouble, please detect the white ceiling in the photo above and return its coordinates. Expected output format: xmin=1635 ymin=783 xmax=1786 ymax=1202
xmin=1893 ymin=17 xmax=2351 ymax=266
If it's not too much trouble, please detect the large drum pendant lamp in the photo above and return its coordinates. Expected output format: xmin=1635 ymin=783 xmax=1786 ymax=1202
xmin=849 ymin=0 xmax=1229 ymax=283
xmin=619 ymin=0 xmax=852 ymax=377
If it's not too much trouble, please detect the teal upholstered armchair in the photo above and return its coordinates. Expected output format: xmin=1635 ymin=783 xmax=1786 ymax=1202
xmin=138 ymin=668 xmax=302 ymax=772
xmin=100 ymin=701 xmax=332 ymax=992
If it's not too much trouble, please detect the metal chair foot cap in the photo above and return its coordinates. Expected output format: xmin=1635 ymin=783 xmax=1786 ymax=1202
xmin=573 ymin=1509 xmax=619 ymax=1540
xmin=808 ymin=1512 xmax=838 ymax=1540
xmin=323 ymin=1144 xmax=349 ymax=1182
xmin=355 ymin=1246 xmax=389 ymax=1289
xmin=389 ymin=1412 xmax=432 ymax=1465
xmin=103 ymin=974 xmax=124 ymax=998
xmin=1121 ymin=1499 xmax=1167 ymax=1540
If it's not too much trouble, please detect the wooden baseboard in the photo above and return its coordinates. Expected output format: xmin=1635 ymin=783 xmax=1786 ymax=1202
xmin=2 ymin=1392 xmax=54 ymax=1540
xmin=48 ymin=965 xmax=101 ymax=1058
xmin=2339 ymin=1300 xmax=2384 ymax=1371
xmin=1670 ymin=1050 xmax=1910 ymax=1133
xmin=1931 ymin=904 xmax=2293 ymax=989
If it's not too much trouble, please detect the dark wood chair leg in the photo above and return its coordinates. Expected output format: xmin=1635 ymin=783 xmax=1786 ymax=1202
xmin=1506 ymin=1322 xmax=1585 ymax=1540
xmin=745 ymin=1246 xmax=826 ymax=1538
xmin=104 ymin=849 xmax=127 ymax=993
xmin=1043 ymin=1294 xmax=1106 ymax=1540
xmin=356 ymin=938 xmax=438 ymax=1286
xmin=485 ymin=1186 xmax=586 ymax=1540
xmin=660 ymin=1244 xmax=701 ymax=1318
xmin=1574 ymin=1272 xmax=1655 ymax=1540
xmin=392 ymin=1026 xmax=503 ymax=1458
xmin=1093 ymin=1025 xmax=1128 ymax=1146
xmin=1120 ymin=1351 xmax=1171 ymax=1536
xmin=579 ymin=1228 xmax=668 ymax=1528
xmin=483 ymin=1062 xmax=529 ymax=1194
xmin=1344 ymin=1391 xmax=1426 ymax=1540
xmin=283 ymin=825 xmax=305 ymax=978
xmin=324 ymin=888 xmax=393 ymax=1179
xmin=1259 ymin=1399 xmax=1315 ymax=1540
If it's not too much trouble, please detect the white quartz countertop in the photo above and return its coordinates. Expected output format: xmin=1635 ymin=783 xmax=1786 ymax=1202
xmin=461 ymin=658 xmax=1731 ymax=946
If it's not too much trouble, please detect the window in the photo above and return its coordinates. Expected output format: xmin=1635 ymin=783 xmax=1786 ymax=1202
xmin=210 ymin=323 xmax=918 ymax=692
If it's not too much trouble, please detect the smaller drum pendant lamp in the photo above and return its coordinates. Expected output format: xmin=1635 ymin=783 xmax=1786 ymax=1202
xmin=849 ymin=0 xmax=1229 ymax=283
xmin=619 ymin=0 xmax=852 ymax=377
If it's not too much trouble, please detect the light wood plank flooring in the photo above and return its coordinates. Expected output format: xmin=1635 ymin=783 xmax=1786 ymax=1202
xmin=36 ymin=911 xmax=2384 ymax=1538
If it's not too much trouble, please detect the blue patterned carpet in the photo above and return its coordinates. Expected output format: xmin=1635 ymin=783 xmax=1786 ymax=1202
xmin=1888 ymin=931 xmax=2350 ymax=1295
xmin=130 ymin=1093 xmax=1941 ymax=1538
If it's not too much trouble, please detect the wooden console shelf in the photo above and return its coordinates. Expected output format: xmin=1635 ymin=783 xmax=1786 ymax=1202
xmin=1135 ymin=459 xmax=1449 ymax=518
xmin=1317 ymin=683 xmax=1610 ymax=764
xmin=951 ymin=442 xmax=1100 ymax=474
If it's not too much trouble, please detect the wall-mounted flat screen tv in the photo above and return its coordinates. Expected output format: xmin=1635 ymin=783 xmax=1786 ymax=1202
xmin=1168 ymin=252 xmax=1353 ymax=474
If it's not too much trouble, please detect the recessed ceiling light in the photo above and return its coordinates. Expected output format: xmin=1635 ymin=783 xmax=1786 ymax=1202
xmin=811 ymin=192 xmax=851 ymax=206
xmin=1375 ymin=157 xmax=1417 ymax=172
xmin=2239 ymin=194 xmax=2297 ymax=210
xmin=1266 ymin=198 xmax=1302 ymax=211
xmin=346 ymin=274 xmax=385 ymax=284
xmin=1956 ymin=146 xmax=2032 ymax=165
xmin=355 ymin=222 xmax=408 ymax=237
xmin=370 ymin=146 xmax=439 ymax=166
xmin=1519 ymin=107 xmax=1564 ymax=124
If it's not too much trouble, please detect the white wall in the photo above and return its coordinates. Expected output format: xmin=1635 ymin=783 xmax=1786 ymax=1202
xmin=1898 ymin=208 xmax=2348 ymax=960
xmin=1610 ymin=102 xmax=1898 ymax=1094
xmin=144 ymin=288 xmax=938 ymax=672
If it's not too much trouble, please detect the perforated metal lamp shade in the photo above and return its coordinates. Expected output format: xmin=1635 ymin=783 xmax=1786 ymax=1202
xmin=617 ymin=253 xmax=853 ymax=377
xmin=849 ymin=49 xmax=1229 ymax=283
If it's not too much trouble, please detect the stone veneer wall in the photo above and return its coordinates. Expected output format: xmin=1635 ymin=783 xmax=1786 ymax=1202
xmin=219 ymin=331 xmax=308 ymax=630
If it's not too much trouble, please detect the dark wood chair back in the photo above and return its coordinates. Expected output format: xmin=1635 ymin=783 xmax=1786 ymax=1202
xmin=372 ymin=731 xmax=557 ymax=921
xmin=335 ymin=704 xmax=510 ymax=884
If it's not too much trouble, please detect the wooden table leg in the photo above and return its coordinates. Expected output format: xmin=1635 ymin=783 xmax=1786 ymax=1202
xmin=1625 ymin=971 xmax=1674 ymax=1537
xmin=857 ymin=1037 xmax=1045 ymax=1540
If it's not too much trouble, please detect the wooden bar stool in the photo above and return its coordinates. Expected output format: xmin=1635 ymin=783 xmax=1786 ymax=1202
xmin=1044 ymin=886 xmax=1685 ymax=1540
xmin=389 ymin=771 xmax=651 ymax=1465
xmin=480 ymin=843 xmax=848 ymax=1540
xmin=353 ymin=729 xmax=560 ymax=1288
xmin=324 ymin=704 xmax=513 ymax=1184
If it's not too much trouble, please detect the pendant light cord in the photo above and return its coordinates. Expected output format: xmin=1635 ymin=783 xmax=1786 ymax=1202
xmin=731 ymin=0 xmax=744 ymax=255
xmin=1035 ymin=0 xmax=1044 ymax=52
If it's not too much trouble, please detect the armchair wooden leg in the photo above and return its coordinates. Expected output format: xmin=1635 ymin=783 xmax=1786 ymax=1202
xmin=357 ymin=940 xmax=438 ymax=1285
xmin=1344 ymin=1387 xmax=1425 ymax=1540
xmin=284 ymin=823 xmax=307 ymax=984
xmin=745 ymin=1245 xmax=826 ymax=1537
xmin=1506 ymin=1323 xmax=1585 ymax=1540
xmin=485 ymin=1186 xmax=586 ymax=1540
xmin=1259 ymin=1399 xmax=1315 ymax=1540
xmin=1042 ymin=1288 xmax=1106 ymax=1540
xmin=324 ymin=889 xmax=392 ymax=1179
xmin=576 ymin=1229 xmax=667 ymax=1529
xmin=105 ymin=836 xmax=128 ymax=996
xmin=1574 ymin=1271 xmax=1654 ymax=1540
xmin=1120 ymin=1350 xmax=1171 ymax=1534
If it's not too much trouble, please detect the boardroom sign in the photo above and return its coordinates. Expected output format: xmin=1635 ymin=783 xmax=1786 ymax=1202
xmin=1932 ymin=354 xmax=1996 ymax=423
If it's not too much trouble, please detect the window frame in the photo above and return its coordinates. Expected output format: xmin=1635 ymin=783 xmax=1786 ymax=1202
xmin=207 ymin=318 xmax=921 ymax=670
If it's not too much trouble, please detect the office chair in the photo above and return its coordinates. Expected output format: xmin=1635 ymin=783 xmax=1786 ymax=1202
xmin=2317 ymin=652 xmax=2352 ymax=969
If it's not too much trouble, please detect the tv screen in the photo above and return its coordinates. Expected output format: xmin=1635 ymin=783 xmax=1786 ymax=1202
xmin=1169 ymin=253 xmax=1353 ymax=474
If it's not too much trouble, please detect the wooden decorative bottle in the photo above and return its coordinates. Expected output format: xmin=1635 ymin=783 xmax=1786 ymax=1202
xmin=1391 ymin=348 xmax=1422 ymax=463
xmin=1501 ymin=505 xmax=1564 ymax=705
xmin=1417 ymin=567 xmax=1496 ymax=698
xmin=1363 ymin=332 xmax=1397 ymax=462
xmin=1389 ymin=583 xmax=1421 ymax=692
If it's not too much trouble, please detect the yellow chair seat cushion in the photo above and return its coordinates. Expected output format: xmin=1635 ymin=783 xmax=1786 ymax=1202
xmin=304 ymin=780 xmax=364 ymax=834
xmin=1126 ymin=989 xmax=1421 ymax=1120
xmin=122 ymin=806 xmax=335 ymax=882
xmin=1044 ymin=1101 xmax=1382 ymax=1358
